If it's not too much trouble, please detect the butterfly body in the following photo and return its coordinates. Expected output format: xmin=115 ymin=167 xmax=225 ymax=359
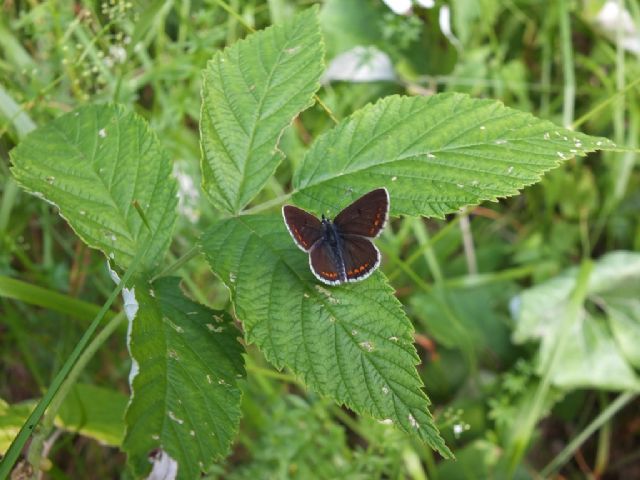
xmin=283 ymin=188 xmax=389 ymax=286
xmin=319 ymin=217 xmax=348 ymax=282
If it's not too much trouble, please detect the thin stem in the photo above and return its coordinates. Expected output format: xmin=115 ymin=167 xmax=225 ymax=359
xmin=410 ymin=218 xmax=443 ymax=284
xmin=443 ymin=262 xmax=547 ymax=289
xmin=379 ymin=245 xmax=432 ymax=294
xmin=0 ymin=179 xmax=20 ymax=236
xmin=572 ymin=76 xmax=640 ymax=129
xmin=594 ymin=393 xmax=612 ymax=476
xmin=213 ymin=0 xmax=255 ymax=32
xmin=0 ymin=275 xmax=114 ymax=323
xmin=388 ymin=216 xmax=461 ymax=282
xmin=150 ymin=245 xmax=200 ymax=282
xmin=458 ymin=212 xmax=477 ymax=276
xmin=314 ymin=94 xmax=339 ymax=125
xmin=245 ymin=364 xmax=300 ymax=384
xmin=27 ymin=312 xmax=126 ymax=474
xmin=240 ymin=191 xmax=293 ymax=215
xmin=559 ymin=0 xmax=575 ymax=128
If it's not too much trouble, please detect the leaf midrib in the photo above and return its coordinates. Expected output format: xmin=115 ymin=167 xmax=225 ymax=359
xmin=231 ymin=217 xmax=424 ymax=416
xmin=233 ymin=19 xmax=308 ymax=213
xmin=50 ymin=111 xmax=138 ymax=244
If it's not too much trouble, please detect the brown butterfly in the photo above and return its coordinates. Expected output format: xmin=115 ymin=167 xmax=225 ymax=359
xmin=282 ymin=188 xmax=389 ymax=285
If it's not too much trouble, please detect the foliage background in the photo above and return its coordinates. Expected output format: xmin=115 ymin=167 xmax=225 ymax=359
xmin=1 ymin=0 xmax=639 ymax=478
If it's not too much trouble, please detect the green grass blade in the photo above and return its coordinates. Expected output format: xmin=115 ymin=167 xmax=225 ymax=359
xmin=0 ymin=275 xmax=113 ymax=322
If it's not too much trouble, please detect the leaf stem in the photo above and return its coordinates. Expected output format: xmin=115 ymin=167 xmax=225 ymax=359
xmin=314 ymin=94 xmax=339 ymax=124
xmin=410 ymin=217 xmax=443 ymax=284
xmin=149 ymin=245 xmax=200 ymax=283
xmin=132 ymin=200 xmax=152 ymax=232
xmin=213 ymin=0 xmax=256 ymax=33
xmin=458 ymin=211 xmax=477 ymax=276
xmin=388 ymin=215 xmax=461 ymax=282
xmin=240 ymin=191 xmax=293 ymax=215
xmin=442 ymin=262 xmax=549 ymax=289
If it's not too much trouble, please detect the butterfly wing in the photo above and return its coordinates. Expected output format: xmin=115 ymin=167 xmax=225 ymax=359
xmin=309 ymin=241 xmax=346 ymax=285
xmin=333 ymin=188 xmax=389 ymax=238
xmin=341 ymin=234 xmax=381 ymax=282
xmin=282 ymin=205 xmax=323 ymax=252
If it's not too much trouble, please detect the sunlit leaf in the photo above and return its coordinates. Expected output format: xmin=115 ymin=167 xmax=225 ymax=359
xmin=10 ymin=104 xmax=178 ymax=273
xmin=201 ymin=215 xmax=452 ymax=458
xmin=292 ymin=93 xmax=615 ymax=218
xmin=123 ymin=277 xmax=245 ymax=479
xmin=201 ymin=6 xmax=324 ymax=214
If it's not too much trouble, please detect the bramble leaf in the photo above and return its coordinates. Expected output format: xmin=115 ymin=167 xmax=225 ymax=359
xmin=10 ymin=104 xmax=178 ymax=273
xmin=123 ymin=277 xmax=245 ymax=479
xmin=200 ymin=6 xmax=324 ymax=214
xmin=292 ymin=93 xmax=615 ymax=218
xmin=201 ymin=215 xmax=452 ymax=458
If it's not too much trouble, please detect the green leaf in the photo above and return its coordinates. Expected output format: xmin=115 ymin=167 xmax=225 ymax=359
xmin=512 ymin=251 xmax=640 ymax=391
xmin=607 ymin=298 xmax=640 ymax=369
xmin=1 ymin=384 xmax=127 ymax=454
xmin=10 ymin=104 xmax=178 ymax=273
xmin=292 ymin=93 xmax=615 ymax=218
xmin=56 ymin=384 xmax=128 ymax=447
xmin=123 ymin=277 xmax=245 ymax=479
xmin=200 ymin=6 xmax=324 ymax=214
xmin=547 ymin=317 xmax=640 ymax=391
xmin=0 ymin=399 xmax=35 ymax=455
xmin=201 ymin=215 xmax=452 ymax=458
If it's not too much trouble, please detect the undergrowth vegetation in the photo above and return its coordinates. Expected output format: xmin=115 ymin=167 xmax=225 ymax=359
xmin=0 ymin=1 xmax=639 ymax=479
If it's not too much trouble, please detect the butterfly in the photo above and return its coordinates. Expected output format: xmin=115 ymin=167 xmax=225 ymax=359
xmin=282 ymin=188 xmax=390 ymax=286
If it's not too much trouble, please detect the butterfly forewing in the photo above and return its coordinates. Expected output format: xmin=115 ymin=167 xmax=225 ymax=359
xmin=341 ymin=234 xmax=380 ymax=281
xmin=333 ymin=188 xmax=389 ymax=238
xmin=282 ymin=205 xmax=323 ymax=252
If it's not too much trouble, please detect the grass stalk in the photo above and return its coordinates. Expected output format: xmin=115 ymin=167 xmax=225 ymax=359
xmin=26 ymin=312 xmax=126 ymax=475
xmin=559 ymin=0 xmax=575 ymax=128
xmin=0 ymin=275 xmax=114 ymax=323
xmin=541 ymin=392 xmax=636 ymax=477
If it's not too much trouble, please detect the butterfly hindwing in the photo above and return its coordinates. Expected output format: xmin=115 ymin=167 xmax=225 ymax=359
xmin=341 ymin=234 xmax=380 ymax=282
xmin=282 ymin=205 xmax=323 ymax=252
xmin=333 ymin=188 xmax=389 ymax=238
xmin=309 ymin=241 xmax=345 ymax=285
